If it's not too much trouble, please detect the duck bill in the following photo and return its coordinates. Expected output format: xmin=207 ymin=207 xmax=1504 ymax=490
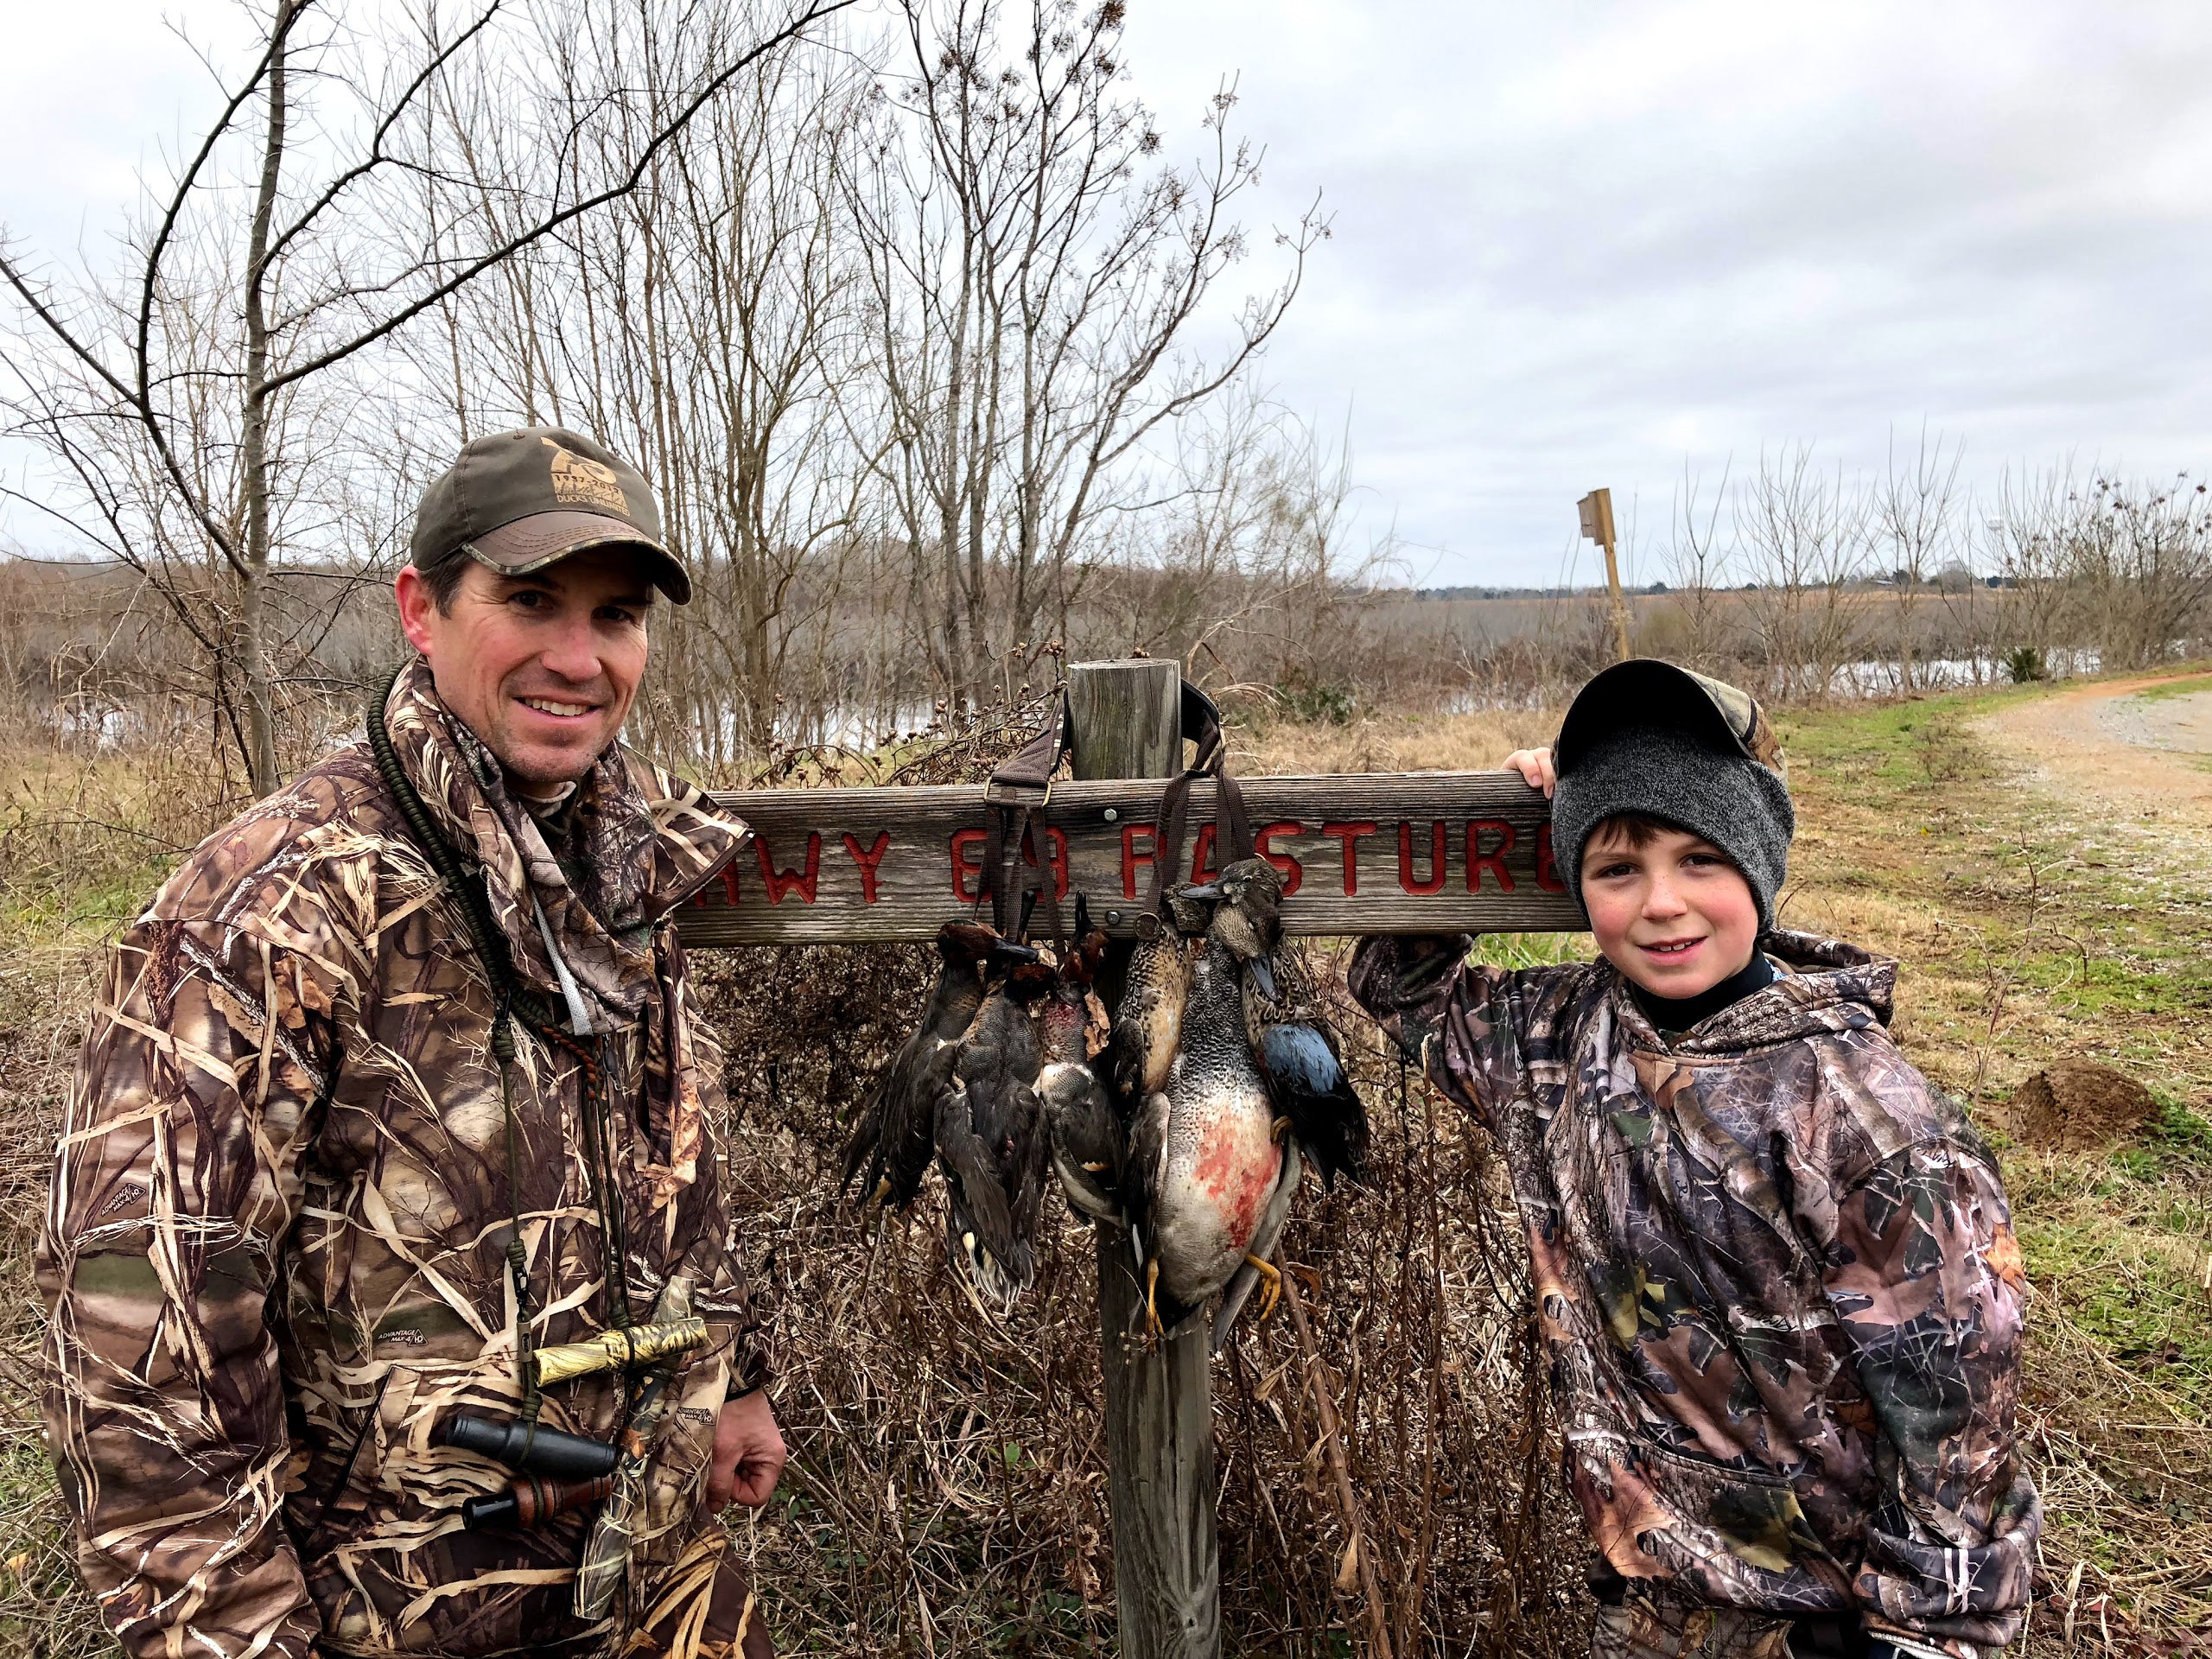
xmin=1248 ymin=952 xmax=1278 ymax=1001
xmin=1179 ymin=880 xmax=1224 ymax=902
xmin=988 ymin=938 xmax=1041 ymax=967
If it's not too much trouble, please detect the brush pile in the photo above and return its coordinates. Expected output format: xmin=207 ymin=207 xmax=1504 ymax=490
xmin=694 ymin=699 xmax=1590 ymax=1656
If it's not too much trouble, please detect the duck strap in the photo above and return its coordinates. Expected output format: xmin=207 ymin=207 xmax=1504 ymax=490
xmin=1138 ymin=682 xmax=1254 ymax=932
xmin=981 ymin=692 xmax=1070 ymax=945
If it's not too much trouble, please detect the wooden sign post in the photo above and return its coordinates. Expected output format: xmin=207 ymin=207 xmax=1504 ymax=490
xmin=1579 ymin=486 xmax=1635 ymax=664
xmin=677 ymin=660 xmax=1581 ymax=1657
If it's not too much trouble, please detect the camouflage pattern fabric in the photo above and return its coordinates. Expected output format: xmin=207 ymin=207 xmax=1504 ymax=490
xmin=1351 ymin=931 xmax=2039 ymax=1658
xmin=38 ymin=658 xmax=774 ymax=1658
xmin=1590 ymin=1596 xmax=1797 ymax=1659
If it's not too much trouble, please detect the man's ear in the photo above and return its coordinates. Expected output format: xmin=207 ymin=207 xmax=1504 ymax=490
xmin=395 ymin=564 xmax=437 ymax=654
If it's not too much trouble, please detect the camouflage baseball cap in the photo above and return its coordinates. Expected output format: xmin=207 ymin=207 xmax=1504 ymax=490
xmin=410 ymin=426 xmax=691 ymax=604
xmin=1554 ymin=658 xmax=1786 ymax=779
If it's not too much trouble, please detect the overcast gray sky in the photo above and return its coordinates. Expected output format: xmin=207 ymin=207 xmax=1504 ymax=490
xmin=10 ymin=1 xmax=2211 ymax=585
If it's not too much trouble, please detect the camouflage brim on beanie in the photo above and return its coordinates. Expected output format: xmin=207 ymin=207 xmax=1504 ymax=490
xmin=410 ymin=425 xmax=691 ymax=603
xmin=1549 ymin=659 xmax=1796 ymax=930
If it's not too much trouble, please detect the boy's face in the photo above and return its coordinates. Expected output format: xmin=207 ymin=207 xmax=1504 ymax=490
xmin=1580 ymin=823 xmax=1761 ymax=999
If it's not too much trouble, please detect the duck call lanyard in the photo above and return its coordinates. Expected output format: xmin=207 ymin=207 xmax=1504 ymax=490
xmin=366 ymin=665 xmax=635 ymax=1434
xmin=1138 ymin=683 xmax=1253 ymax=938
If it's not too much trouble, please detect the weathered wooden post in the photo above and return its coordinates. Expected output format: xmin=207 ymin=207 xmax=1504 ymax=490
xmin=1065 ymin=658 xmax=1219 ymax=1659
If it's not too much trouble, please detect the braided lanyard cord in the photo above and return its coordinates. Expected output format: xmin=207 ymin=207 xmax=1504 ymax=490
xmin=367 ymin=665 xmax=637 ymax=1435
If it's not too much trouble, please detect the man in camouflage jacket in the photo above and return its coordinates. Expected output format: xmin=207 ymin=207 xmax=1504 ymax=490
xmin=40 ymin=429 xmax=780 ymax=1658
xmin=1352 ymin=663 xmax=2039 ymax=1659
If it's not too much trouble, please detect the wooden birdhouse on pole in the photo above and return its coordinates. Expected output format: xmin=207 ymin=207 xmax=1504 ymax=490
xmin=1579 ymin=486 xmax=1635 ymax=663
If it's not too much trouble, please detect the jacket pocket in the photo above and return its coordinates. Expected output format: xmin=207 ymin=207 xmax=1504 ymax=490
xmin=632 ymin=1355 xmax=728 ymax=1569
xmin=1630 ymin=1437 xmax=1833 ymax=1578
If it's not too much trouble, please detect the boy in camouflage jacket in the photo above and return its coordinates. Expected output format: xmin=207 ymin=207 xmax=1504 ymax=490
xmin=40 ymin=429 xmax=783 ymax=1659
xmin=1351 ymin=661 xmax=2039 ymax=1659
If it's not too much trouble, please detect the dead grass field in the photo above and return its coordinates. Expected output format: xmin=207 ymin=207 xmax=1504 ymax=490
xmin=0 ymin=677 xmax=2205 ymax=1656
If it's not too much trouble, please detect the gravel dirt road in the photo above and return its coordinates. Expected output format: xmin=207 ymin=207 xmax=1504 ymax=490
xmin=1979 ymin=669 xmax=2212 ymax=826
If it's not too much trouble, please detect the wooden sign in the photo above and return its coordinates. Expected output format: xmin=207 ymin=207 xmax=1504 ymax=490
xmin=679 ymin=771 xmax=1584 ymax=946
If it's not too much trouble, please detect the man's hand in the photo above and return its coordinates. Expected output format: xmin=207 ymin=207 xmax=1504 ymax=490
xmin=1502 ymin=746 xmax=1555 ymax=798
xmin=706 ymin=1390 xmax=786 ymax=1510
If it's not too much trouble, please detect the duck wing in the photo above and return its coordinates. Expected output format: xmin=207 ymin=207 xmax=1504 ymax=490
xmin=1260 ymin=1022 xmax=1369 ymax=1190
xmin=1043 ymin=1059 xmax=1122 ymax=1221
xmin=932 ymin=1077 xmax=1031 ymax=1305
xmin=1106 ymin=931 xmax=1188 ymax=1107
xmin=1121 ymin=1087 xmax=1171 ymax=1259
xmin=842 ymin=939 xmax=989 ymax=1206
xmin=935 ymin=977 xmax=1049 ymax=1306
xmin=842 ymin=1029 xmax=959 ymax=1208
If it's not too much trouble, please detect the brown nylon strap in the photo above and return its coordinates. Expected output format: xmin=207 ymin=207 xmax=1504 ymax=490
xmin=1141 ymin=681 xmax=1254 ymax=926
xmin=979 ymin=694 xmax=1070 ymax=941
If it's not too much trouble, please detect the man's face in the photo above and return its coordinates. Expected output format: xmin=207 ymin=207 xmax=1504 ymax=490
xmin=396 ymin=548 xmax=653 ymax=791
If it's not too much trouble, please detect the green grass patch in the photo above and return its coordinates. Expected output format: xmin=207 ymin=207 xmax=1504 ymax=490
xmin=2118 ymin=669 xmax=2212 ymax=703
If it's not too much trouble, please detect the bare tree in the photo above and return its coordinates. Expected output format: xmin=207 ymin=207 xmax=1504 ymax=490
xmin=421 ymin=14 xmax=879 ymax=760
xmin=1875 ymin=425 xmax=1965 ymax=693
xmin=1665 ymin=459 xmax=1735 ymax=675
xmin=1736 ymin=445 xmax=1870 ymax=699
xmin=2058 ymin=472 xmax=2212 ymax=671
xmin=0 ymin=0 xmax=855 ymax=792
xmin=849 ymin=0 xmax=1325 ymax=712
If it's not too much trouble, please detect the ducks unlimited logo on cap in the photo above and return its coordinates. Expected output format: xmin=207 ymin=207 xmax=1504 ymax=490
xmin=543 ymin=438 xmax=632 ymax=515
xmin=410 ymin=425 xmax=692 ymax=603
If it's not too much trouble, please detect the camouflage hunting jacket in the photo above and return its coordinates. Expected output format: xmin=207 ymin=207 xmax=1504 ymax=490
xmin=38 ymin=659 xmax=772 ymax=1659
xmin=1351 ymin=931 xmax=2040 ymax=1657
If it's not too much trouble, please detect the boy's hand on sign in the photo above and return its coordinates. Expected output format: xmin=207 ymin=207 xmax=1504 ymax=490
xmin=1502 ymin=747 xmax=1556 ymax=798
xmin=709 ymin=1389 xmax=786 ymax=1510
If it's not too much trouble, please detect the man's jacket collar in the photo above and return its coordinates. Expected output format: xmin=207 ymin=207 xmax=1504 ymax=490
xmin=379 ymin=658 xmax=747 ymax=1029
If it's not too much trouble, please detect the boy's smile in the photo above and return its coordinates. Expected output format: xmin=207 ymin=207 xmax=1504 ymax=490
xmin=1579 ymin=822 xmax=1762 ymax=1000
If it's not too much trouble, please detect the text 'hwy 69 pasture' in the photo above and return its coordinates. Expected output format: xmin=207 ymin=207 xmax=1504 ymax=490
xmin=677 ymin=772 xmax=1584 ymax=945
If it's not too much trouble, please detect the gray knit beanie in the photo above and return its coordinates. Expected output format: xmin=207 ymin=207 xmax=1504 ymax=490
xmin=1549 ymin=662 xmax=1795 ymax=930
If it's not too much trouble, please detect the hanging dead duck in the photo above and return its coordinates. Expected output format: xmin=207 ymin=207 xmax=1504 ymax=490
xmin=1122 ymin=857 xmax=1289 ymax=1337
xmin=935 ymin=948 xmax=1058 ymax=1313
xmin=1039 ymin=899 xmax=1121 ymax=1223
xmin=1211 ymin=1017 xmax=1369 ymax=1348
xmin=842 ymin=922 xmax=1038 ymax=1211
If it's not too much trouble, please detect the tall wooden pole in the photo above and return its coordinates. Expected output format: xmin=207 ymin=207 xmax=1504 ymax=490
xmin=1579 ymin=486 xmax=1634 ymax=663
xmin=1065 ymin=658 xmax=1221 ymax=1659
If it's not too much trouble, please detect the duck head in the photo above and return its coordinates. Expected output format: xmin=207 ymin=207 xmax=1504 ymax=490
xmin=1179 ymin=856 xmax=1285 ymax=998
xmin=938 ymin=920 xmax=1039 ymax=976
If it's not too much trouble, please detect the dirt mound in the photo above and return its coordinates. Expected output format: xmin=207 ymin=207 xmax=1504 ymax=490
xmin=2008 ymin=1062 xmax=2158 ymax=1151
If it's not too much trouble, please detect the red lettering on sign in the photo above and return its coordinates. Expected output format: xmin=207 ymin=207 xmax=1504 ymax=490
xmin=842 ymin=830 xmax=891 ymax=903
xmin=1536 ymin=823 xmax=1566 ymax=893
xmin=1121 ymin=823 xmax=1158 ymax=899
xmin=1319 ymin=821 xmax=1378 ymax=895
xmin=692 ymin=859 xmax=745 ymax=907
xmin=754 ymin=833 xmax=822 ymax=904
xmin=950 ymin=828 xmax=988 ymax=901
xmin=1255 ymin=820 xmax=1305 ymax=896
xmin=1189 ymin=823 xmax=1220 ymax=885
xmin=1398 ymin=820 xmax=1447 ymax=895
xmin=1021 ymin=824 xmax=1071 ymax=900
xmin=1465 ymin=819 xmax=1516 ymax=893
